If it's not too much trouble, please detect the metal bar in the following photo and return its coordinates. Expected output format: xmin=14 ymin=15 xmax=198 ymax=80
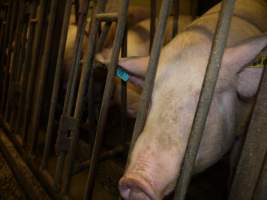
xmin=83 ymin=0 xmax=130 ymax=198
xmin=14 ymin=1 xmax=38 ymax=134
xmin=4 ymin=0 xmax=25 ymax=122
xmin=253 ymin=153 xmax=267 ymax=200
xmin=173 ymin=0 xmax=236 ymax=199
xmin=150 ymin=0 xmax=157 ymax=51
xmin=0 ymin=0 xmax=16 ymax=114
xmin=228 ymin=50 xmax=267 ymax=200
xmin=29 ymin=0 xmax=59 ymax=153
xmin=74 ymin=0 xmax=80 ymax=24
xmin=10 ymin=4 xmax=30 ymax=129
xmin=21 ymin=0 xmax=48 ymax=145
xmin=96 ymin=12 xmax=118 ymax=22
xmin=60 ymin=0 xmax=108 ymax=194
xmin=40 ymin=0 xmax=83 ymax=170
xmin=72 ymin=143 xmax=128 ymax=175
xmin=52 ymin=0 xmax=91 ymax=191
xmin=120 ymin=24 xmax=127 ymax=142
xmin=128 ymin=0 xmax=173 ymax=155
xmin=95 ymin=21 xmax=112 ymax=52
xmin=172 ymin=0 xmax=180 ymax=37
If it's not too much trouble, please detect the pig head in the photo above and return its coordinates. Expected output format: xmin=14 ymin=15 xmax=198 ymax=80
xmin=96 ymin=15 xmax=193 ymax=117
xmin=118 ymin=0 xmax=267 ymax=199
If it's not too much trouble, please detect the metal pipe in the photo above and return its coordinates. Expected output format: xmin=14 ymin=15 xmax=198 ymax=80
xmin=14 ymin=1 xmax=38 ymax=134
xmin=0 ymin=1 xmax=17 ymax=113
xmin=41 ymin=0 xmax=84 ymax=170
xmin=10 ymin=4 xmax=30 ymax=129
xmin=29 ymin=0 xmax=59 ymax=153
xmin=149 ymin=0 xmax=157 ymax=51
xmin=21 ymin=0 xmax=48 ymax=145
xmin=228 ymin=40 xmax=267 ymax=200
xmin=96 ymin=12 xmax=118 ymax=22
xmin=4 ymin=0 xmax=25 ymax=122
xmin=83 ymin=0 xmax=130 ymax=198
xmin=128 ymin=0 xmax=173 ymax=155
xmin=173 ymin=0 xmax=236 ymax=199
xmin=61 ymin=0 xmax=108 ymax=194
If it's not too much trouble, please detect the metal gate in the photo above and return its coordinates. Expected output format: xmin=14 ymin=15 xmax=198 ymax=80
xmin=0 ymin=0 xmax=266 ymax=199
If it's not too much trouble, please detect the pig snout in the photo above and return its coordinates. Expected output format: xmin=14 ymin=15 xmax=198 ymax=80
xmin=119 ymin=175 xmax=159 ymax=200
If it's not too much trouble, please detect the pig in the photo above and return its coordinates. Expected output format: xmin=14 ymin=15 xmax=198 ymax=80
xmin=96 ymin=15 xmax=193 ymax=117
xmin=118 ymin=0 xmax=267 ymax=199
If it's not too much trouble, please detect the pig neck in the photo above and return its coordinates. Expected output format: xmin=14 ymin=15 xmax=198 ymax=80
xmin=126 ymin=31 xmax=215 ymax=198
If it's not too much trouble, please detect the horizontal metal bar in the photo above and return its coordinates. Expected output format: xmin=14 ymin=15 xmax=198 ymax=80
xmin=173 ymin=0 xmax=236 ymax=199
xmin=96 ymin=12 xmax=118 ymax=22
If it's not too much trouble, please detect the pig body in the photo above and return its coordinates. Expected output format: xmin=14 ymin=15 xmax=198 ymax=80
xmin=119 ymin=0 xmax=267 ymax=199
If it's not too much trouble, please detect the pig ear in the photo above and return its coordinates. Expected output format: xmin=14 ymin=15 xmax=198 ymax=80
xmin=222 ymin=34 xmax=267 ymax=74
xmin=118 ymin=56 xmax=149 ymax=87
xmin=221 ymin=34 xmax=267 ymax=98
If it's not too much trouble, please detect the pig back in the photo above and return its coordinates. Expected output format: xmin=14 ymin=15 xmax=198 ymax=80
xmin=186 ymin=0 xmax=267 ymax=46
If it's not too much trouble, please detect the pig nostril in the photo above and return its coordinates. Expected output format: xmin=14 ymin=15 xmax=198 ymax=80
xmin=119 ymin=176 xmax=158 ymax=200
xmin=129 ymin=188 xmax=151 ymax=200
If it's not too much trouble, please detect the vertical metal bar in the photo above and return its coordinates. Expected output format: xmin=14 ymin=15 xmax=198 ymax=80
xmin=10 ymin=4 xmax=30 ymax=129
xmin=128 ymin=0 xmax=173 ymax=155
xmin=61 ymin=0 xmax=108 ymax=194
xmin=120 ymin=25 xmax=127 ymax=141
xmin=150 ymin=0 xmax=157 ymax=51
xmin=4 ymin=0 xmax=25 ymax=122
xmin=173 ymin=0 xmax=236 ymax=199
xmin=14 ymin=1 xmax=38 ymax=134
xmin=83 ymin=0 xmax=130 ymax=198
xmin=0 ymin=0 xmax=15 ymax=113
xmin=74 ymin=0 xmax=80 ymax=24
xmin=29 ymin=0 xmax=59 ymax=153
xmin=21 ymin=0 xmax=48 ymax=144
xmin=42 ymin=0 xmax=88 ymax=173
xmin=253 ymin=153 xmax=267 ymax=200
xmin=172 ymin=0 xmax=180 ymax=37
xmin=228 ymin=48 xmax=267 ymax=200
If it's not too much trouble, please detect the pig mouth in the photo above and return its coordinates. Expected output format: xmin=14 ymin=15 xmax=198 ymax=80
xmin=119 ymin=174 xmax=160 ymax=200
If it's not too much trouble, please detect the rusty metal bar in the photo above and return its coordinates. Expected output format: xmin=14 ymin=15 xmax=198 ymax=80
xmin=150 ymin=0 xmax=157 ymax=51
xmin=21 ymin=0 xmax=48 ymax=145
xmin=14 ymin=1 xmax=38 ymax=134
xmin=128 ymin=0 xmax=173 ymax=155
xmin=228 ymin=48 xmax=267 ymax=200
xmin=82 ymin=0 xmax=130 ymax=198
xmin=173 ymin=0 xmax=236 ymax=199
xmin=60 ymin=0 xmax=109 ymax=194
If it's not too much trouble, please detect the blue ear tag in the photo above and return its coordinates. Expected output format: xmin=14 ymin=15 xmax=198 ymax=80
xmin=116 ymin=68 xmax=129 ymax=82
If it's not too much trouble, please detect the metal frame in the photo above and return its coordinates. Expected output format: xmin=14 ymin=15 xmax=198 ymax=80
xmin=0 ymin=0 xmax=267 ymax=200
